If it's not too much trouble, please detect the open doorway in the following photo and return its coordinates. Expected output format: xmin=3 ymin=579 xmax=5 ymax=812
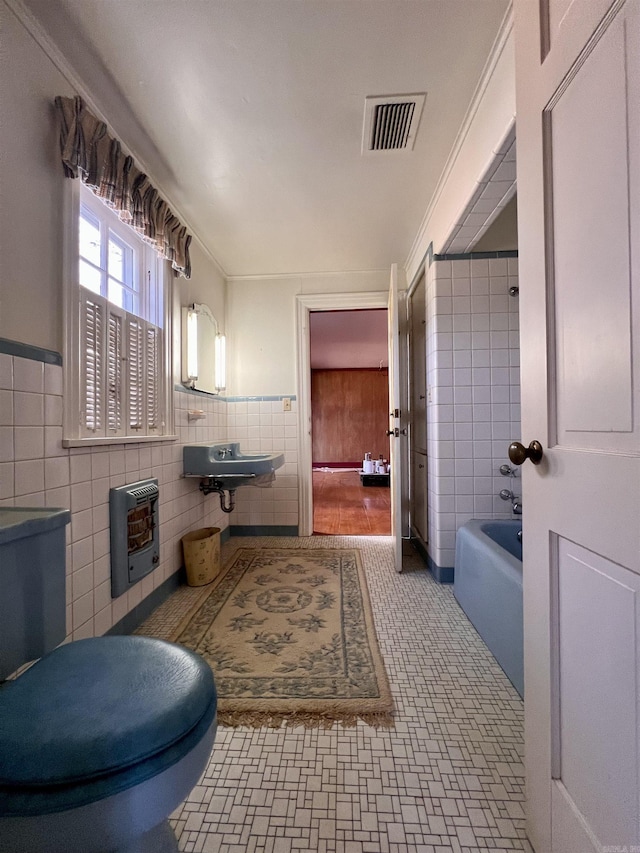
xmin=309 ymin=309 xmax=391 ymax=535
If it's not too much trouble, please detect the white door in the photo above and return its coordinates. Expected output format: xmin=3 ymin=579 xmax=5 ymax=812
xmin=515 ymin=2 xmax=640 ymax=851
xmin=388 ymin=263 xmax=404 ymax=572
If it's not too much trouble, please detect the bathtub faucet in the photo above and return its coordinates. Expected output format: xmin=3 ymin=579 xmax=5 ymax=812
xmin=499 ymin=489 xmax=522 ymax=515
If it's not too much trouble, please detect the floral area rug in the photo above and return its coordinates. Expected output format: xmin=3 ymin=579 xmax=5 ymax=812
xmin=170 ymin=548 xmax=394 ymax=728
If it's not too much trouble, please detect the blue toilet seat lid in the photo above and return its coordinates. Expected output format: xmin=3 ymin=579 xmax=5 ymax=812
xmin=0 ymin=636 xmax=216 ymax=787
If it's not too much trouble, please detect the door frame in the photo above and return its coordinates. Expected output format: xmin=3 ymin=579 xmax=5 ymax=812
xmin=295 ymin=291 xmax=388 ymax=536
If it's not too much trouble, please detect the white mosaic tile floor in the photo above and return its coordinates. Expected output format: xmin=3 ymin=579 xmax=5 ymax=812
xmin=137 ymin=536 xmax=531 ymax=853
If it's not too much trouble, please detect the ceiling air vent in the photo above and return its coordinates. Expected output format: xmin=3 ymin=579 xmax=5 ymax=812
xmin=362 ymin=93 xmax=426 ymax=154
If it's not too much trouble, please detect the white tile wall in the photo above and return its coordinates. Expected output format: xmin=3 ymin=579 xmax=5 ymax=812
xmin=426 ymin=256 xmax=521 ymax=569
xmin=227 ymin=399 xmax=299 ymax=528
xmin=0 ymin=351 xmax=231 ymax=642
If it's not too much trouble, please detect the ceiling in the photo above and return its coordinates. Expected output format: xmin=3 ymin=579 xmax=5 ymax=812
xmin=24 ymin=0 xmax=510 ymax=278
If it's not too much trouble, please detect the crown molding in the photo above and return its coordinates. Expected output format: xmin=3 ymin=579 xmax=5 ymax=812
xmin=295 ymin=291 xmax=388 ymax=311
xmin=226 ymin=268 xmax=389 ymax=284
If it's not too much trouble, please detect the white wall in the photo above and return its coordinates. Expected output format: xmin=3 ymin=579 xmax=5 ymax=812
xmin=180 ymin=240 xmax=226 ymax=335
xmin=226 ymin=278 xmax=300 ymax=397
xmin=226 ymin=271 xmax=389 ymax=396
xmin=0 ymin=2 xmax=226 ymax=364
xmin=405 ymin=22 xmax=515 ymax=284
xmin=1 ymin=0 xmax=520 ymax=600
xmin=0 ymin=3 xmax=392 ymax=594
xmin=225 ymin=270 xmax=390 ymax=529
xmin=0 ymin=3 xmax=231 ymax=642
xmin=0 ymin=5 xmax=74 ymax=352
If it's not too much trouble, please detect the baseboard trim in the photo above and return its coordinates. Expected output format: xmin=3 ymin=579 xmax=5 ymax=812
xmin=410 ymin=535 xmax=454 ymax=584
xmin=313 ymin=462 xmax=360 ymax=469
xmin=230 ymin=525 xmax=299 ymax=537
xmin=108 ymin=569 xmax=185 ymax=636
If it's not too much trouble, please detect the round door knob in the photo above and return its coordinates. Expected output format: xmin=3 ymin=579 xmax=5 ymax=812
xmin=386 ymin=429 xmax=396 ymax=437
xmin=508 ymin=440 xmax=544 ymax=466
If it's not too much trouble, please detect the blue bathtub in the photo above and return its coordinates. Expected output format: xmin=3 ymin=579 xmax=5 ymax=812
xmin=454 ymin=519 xmax=523 ymax=697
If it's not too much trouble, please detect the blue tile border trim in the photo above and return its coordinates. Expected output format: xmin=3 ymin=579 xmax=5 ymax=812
xmin=108 ymin=568 xmax=185 ymax=635
xmin=430 ymin=558 xmax=454 ymax=584
xmin=0 ymin=337 xmax=62 ymax=366
xmin=410 ymin=535 xmax=454 ymax=584
xmin=432 ymin=250 xmax=518 ymax=263
xmin=221 ymin=527 xmax=231 ymax=544
xmin=422 ymin=243 xmax=517 ymax=269
xmin=230 ymin=525 xmax=299 ymax=537
xmin=174 ymin=385 xmax=297 ymax=404
xmin=224 ymin=395 xmax=297 ymax=403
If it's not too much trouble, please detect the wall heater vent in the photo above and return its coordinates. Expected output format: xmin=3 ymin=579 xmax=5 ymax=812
xmin=110 ymin=478 xmax=159 ymax=598
xmin=361 ymin=93 xmax=426 ymax=154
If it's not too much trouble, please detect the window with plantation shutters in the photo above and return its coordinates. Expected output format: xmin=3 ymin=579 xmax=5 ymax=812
xmin=145 ymin=326 xmax=161 ymax=431
xmin=66 ymin=183 xmax=171 ymax=444
xmin=107 ymin=311 xmax=123 ymax=434
xmin=126 ymin=317 xmax=144 ymax=432
xmin=82 ymin=295 xmax=103 ymax=433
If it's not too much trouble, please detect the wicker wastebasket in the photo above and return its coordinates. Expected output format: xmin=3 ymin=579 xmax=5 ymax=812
xmin=181 ymin=527 xmax=221 ymax=586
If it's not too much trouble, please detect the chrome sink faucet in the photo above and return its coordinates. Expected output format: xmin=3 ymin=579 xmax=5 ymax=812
xmin=218 ymin=447 xmax=233 ymax=459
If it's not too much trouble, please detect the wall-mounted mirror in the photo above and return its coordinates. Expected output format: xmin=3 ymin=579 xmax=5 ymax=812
xmin=181 ymin=303 xmax=226 ymax=394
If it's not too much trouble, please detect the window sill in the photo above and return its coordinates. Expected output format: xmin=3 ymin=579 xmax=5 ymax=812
xmin=63 ymin=434 xmax=179 ymax=448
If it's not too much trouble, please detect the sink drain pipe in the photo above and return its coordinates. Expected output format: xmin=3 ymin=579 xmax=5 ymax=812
xmin=199 ymin=479 xmax=237 ymax=513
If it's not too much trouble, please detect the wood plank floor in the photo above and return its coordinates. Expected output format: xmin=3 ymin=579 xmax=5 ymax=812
xmin=312 ymin=469 xmax=391 ymax=535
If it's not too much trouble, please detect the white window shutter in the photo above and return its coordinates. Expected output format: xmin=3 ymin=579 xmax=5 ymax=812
xmin=80 ymin=291 xmax=104 ymax=435
xmin=126 ymin=317 xmax=144 ymax=433
xmin=106 ymin=309 xmax=124 ymax=435
xmin=145 ymin=325 xmax=161 ymax=432
xmin=67 ymin=186 xmax=172 ymax=444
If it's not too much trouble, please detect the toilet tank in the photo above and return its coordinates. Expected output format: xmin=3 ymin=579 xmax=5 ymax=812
xmin=0 ymin=507 xmax=70 ymax=680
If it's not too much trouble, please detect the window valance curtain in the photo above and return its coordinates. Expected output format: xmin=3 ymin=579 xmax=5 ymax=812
xmin=54 ymin=95 xmax=192 ymax=278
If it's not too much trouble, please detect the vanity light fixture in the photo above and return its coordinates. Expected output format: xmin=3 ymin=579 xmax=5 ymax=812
xmin=215 ymin=333 xmax=226 ymax=392
xmin=185 ymin=307 xmax=199 ymax=383
xmin=182 ymin=302 xmax=222 ymax=393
